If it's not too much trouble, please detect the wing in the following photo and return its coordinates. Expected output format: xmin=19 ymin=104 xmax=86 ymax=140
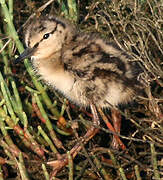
xmin=60 ymin=33 xmax=146 ymax=107
xmin=62 ymin=33 xmax=143 ymax=89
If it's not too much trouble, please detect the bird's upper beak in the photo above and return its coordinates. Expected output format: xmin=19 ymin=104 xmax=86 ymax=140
xmin=15 ymin=47 xmax=35 ymax=64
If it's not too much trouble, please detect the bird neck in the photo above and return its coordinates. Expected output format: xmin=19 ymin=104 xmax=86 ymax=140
xmin=31 ymin=50 xmax=63 ymax=73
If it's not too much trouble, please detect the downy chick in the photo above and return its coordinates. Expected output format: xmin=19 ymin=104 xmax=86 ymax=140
xmin=15 ymin=15 xmax=144 ymax=108
xmin=15 ymin=14 xmax=146 ymax=173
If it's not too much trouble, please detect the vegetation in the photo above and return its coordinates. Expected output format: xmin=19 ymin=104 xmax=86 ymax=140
xmin=0 ymin=0 xmax=162 ymax=179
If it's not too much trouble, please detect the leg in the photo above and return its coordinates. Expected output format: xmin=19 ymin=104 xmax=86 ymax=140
xmin=48 ymin=103 xmax=99 ymax=178
xmin=111 ymin=108 xmax=122 ymax=149
xmin=97 ymin=107 xmax=126 ymax=150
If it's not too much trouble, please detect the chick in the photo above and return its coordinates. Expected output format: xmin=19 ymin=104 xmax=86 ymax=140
xmin=15 ymin=15 xmax=143 ymax=108
xmin=15 ymin=14 xmax=145 ymax=175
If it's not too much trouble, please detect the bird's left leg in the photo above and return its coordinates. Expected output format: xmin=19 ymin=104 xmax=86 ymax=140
xmin=48 ymin=103 xmax=99 ymax=178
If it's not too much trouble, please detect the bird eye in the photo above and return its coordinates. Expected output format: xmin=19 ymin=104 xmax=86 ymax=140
xmin=43 ymin=33 xmax=50 ymax=39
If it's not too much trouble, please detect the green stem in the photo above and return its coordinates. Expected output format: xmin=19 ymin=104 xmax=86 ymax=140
xmin=42 ymin=164 xmax=50 ymax=180
xmin=0 ymin=28 xmax=11 ymax=74
xmin=150 ymin=143 xmax=160 ymax=179
xmin=67 ymin=0 xmax=78 ymax=22
xmin=34 ymin=94 xmax=63 ymax=149
xmin=38 ymin=126 xmax=58 ymax=154
xmin=17 ymin=152 xmax=30 ymax=180
xmin=67 ymin=151 xmax=74 ymax=180
xmin=0 ymin=166 xmax=4 ymax=180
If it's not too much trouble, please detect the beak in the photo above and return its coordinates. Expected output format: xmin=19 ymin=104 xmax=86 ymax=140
xmin=15 ymin=47 xmax=34 ymax=64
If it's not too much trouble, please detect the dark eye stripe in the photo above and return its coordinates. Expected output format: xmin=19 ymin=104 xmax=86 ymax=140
xmin=31 ymin=19 xmax=62 ymax=49
xmin=32 ymin=39 xmax=43 ymax=49
xmin=33 ymin=42 xmax=39 ymax=48
xmin=32 ymin=25 xmax=57 ymax=48
xmin=43 ymin=22 xmax=58 ymax=37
